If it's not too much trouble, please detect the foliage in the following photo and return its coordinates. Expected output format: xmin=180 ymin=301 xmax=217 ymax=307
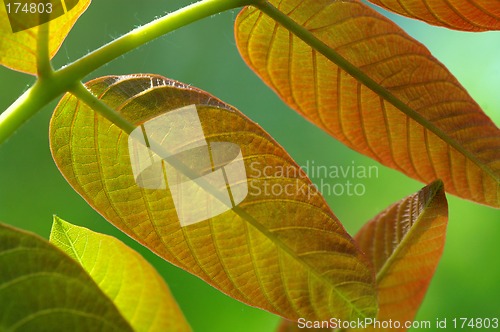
xmin=0 ymin=222 xmax=133 ymax=331
xmin=50 ymin=216 xmax=191 ymax=332
xmin=0 ymin=0 xmax=498 ymax=331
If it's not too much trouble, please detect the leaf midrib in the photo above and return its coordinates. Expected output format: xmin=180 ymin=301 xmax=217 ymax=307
xmin=56 ymin=218 xmax=85 ymax=267
xmin=375 ymin=182 xmax=443 ymax=282
xmin=231 ymin=204 xmax=373 ymax=319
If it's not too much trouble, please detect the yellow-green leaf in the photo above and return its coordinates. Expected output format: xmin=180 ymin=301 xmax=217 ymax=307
xmin=0 ymin=222 xmax=133 ymax=331
xmin=0 ymin=0 xmax=91 ymax=75
xmin=49 ymin=216 xmax=191 ymax=332
xmin=367 ymin=0 xmax=500 ymax=31
xmin=49 ymin=74 xmax=377 ymax=321
xmin=353 ymin=180 xmax=448 ymax=331
xmin=235 ymin=0 xmax=500 ymax=208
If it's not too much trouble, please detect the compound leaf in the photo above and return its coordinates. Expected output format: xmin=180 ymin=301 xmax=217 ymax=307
xmin=49 ymin=74 xmax=377 ymax=321
xmin=0 ymin=0 xmax=91 ymax=74
xmin=49 ymin=216 xmax=191 ymax=332
xmin=0 ymin=222 xmax=132 ymax=331
xmin=367 ymin=0 xmax=500 ymax=31
xmin=235 ymin=0 xmax=500 ymax=208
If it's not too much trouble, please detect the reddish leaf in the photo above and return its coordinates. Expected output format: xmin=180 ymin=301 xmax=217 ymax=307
xmin=276 ymin=181 xmax=448 ymax=331
xmin=353 ymin=180 xmax=448 ymax=331
xmin=235 ymin=0 xmax=500 ymax=208
xmin=367 ymin=0 xmax=500 ymax=31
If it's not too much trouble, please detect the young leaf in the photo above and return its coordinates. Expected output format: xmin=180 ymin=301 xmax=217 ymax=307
xmin=367 ymin=0 xmax=500 ymax=31
xmin=50 ymin=74 xmax=377 ymax=322
xmin=235 ymin=0 xmax=500 ymax=208
xmin=0 ymin=0 xmax=91 ymax=75
xmin=276 ymin=180 xmax=448 ymax=331
xmin=49 ymin=216 xmax=191 ymax=332
xmin=353 ymin=180 xmax=448 ymax=331
xmin=0 ymin=222 xmax=132 ymax=331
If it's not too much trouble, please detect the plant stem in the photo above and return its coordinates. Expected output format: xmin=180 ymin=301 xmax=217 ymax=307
xmin=56 ymin=0 xmax=254 ymax=82
xmin=36 ymin=17 xmax=54 ymax=77
xmin=0 ymin=82 xmax=56 ymax=144
xmin=0 ymin=0 xmax=255 ymax=145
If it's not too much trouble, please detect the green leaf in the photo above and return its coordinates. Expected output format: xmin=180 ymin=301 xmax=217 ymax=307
xmin=353 ymin=180 xmax=448 ymax=331
xmin=0 ymin=0 xmax=91 ymax=75
xmin=0 ymin=222 xmax=132 ymax=331
xmin=235 ymin=0 xmax=500 ymax=208
xmin=49 ymin=74 xmax=377 ymax=321
xmin=49 ymin=216 xmax=191 ymax=332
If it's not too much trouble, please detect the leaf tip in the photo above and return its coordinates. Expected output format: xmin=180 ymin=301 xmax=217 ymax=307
xmin=423 ymin=179 xmax=448 ymax=213
xmin=429 ymin=179 xmax=444 ymax=193
xmin=50 ymin=215 xmax=71 ymax=241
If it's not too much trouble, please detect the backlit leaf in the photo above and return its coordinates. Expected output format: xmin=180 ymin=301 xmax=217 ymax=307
xmin=0 ymin=222 xmax=132 ymax=331
xmin=49 ymin=216 xmax=191 ymax=332
xmin=276 ymin=181 xmax=448 ymax=331
xmin=367 ymin=0 xmax=500 ymax=31
xmin=235 ymin=0 xmax=500 ymax=208
xmin=0 ymin=0 xmax=91 ymax=74
xmin=353 ymin=180 xmax=448 ymax=331
xmin=49 ymin=74 xmax=377 ymax=321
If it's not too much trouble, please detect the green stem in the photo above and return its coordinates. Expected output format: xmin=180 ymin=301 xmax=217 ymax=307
xmin=56 ymin=0 xmax=254 ymax=82
xmin=0 ymin=0 xmax=254 ymax=145
xmin=36 ymin=17 xmax=54 ymax=77
xmin=0 ymin=81 xmax=57 ymax=144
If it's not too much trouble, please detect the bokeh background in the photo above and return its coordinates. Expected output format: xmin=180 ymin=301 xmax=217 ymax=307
xmin=1 ymin=1 xmax=499 ymax=331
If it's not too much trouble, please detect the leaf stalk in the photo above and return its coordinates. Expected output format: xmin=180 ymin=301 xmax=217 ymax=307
xmin=0 ymin=0 xmax=255 ymax=144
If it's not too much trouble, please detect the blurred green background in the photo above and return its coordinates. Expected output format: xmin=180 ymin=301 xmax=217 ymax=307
xmin=0 ymin=1 xmax=499 ymax=331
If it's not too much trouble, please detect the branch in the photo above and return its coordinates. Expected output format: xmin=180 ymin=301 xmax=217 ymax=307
xmin=56 ymin=0 xmax=254 ymax=82
xmin=0 ymin=0 xmax=255 ymax=145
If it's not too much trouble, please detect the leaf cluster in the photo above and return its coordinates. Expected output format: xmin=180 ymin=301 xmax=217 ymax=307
xmin=0 ymin=0 xmax=498 ymax=331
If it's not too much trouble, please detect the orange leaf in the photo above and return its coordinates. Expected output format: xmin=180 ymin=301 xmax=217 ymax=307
xmin=276 ymin=181 xmax=448 ymax=331
xmin=367 ymin=0 xmax=500 ymax=31
xmin=49 ymin=74 xmax=377 ymax=322
xmin=235 ymin=0 xmax=500 ymax=207
xmin=353 ymin=180 xmax=448 ymax=331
